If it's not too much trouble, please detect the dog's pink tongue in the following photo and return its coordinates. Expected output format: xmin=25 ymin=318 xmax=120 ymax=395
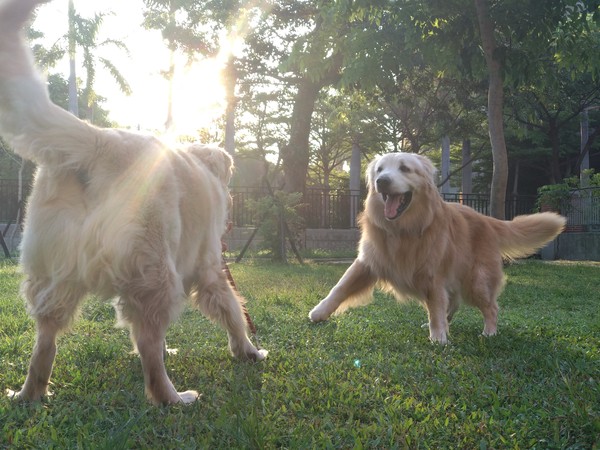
xmin=384 ymin=194 xmax=401 ymax=219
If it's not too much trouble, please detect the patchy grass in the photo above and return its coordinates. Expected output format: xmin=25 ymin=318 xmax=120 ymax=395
xmin=224 ymin=247 xmax=358 ymax=262
xmin=0 ymin=259 xmax=598 ymax=448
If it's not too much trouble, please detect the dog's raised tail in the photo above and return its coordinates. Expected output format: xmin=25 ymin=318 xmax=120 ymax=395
xmin=496 ymin=212 xmax=566 ymax=259
xmin=0 ymin=0 xmax=96 ymax=168
xmin=0 ymin=0 xmax=47 ymax=33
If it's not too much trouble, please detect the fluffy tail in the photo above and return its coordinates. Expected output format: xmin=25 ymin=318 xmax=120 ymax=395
xmin=0 ymin=0 xmax=96 ymax=168
xmin=495 ymin=212 xmax=566 ymax=259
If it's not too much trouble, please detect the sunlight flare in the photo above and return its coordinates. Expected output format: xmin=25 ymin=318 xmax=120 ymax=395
xmin=167 ymin=54 xmax=227 ymax=137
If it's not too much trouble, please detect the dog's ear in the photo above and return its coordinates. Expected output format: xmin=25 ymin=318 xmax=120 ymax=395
xmin=187 ymin=144 xmax=234 ymax=184
xmin=365 ymin=155 xmax=381 ymax=191
xmin=415 ymin=154 xmax=437 ymax=181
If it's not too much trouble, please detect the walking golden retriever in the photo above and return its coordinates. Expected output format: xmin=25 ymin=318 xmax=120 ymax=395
xmin=309 ymin=152 xmax=566 ymax=344
xmin=0 ymin=0 xmax=266 ymax=405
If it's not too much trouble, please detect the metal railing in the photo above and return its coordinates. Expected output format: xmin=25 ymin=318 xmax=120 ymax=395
xmin=442 ymin=192 xmax=537 ymax=220
xmin=561 ymin=187 xmax=600 ymax=232
xmin=5 ymin=179 xmax=597 ymax=231
xmin=0 ymin=179 xmax=29 ymax=223
xmin=304 ymin=188 xmax=362 ymax=228
xmin=229 ymin=187 xmax=364 ymax=229
xmin=229 ymin=187 xmax=538 ymax=229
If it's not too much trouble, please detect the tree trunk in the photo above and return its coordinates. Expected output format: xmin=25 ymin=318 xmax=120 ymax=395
xmin=580 ymin=109 xmax=590 ymax=187
xmin=164 ymin=49 xmax=175 ymax=131
xmin=512 ymin=159 xmax=520 ymax=195
xmin=475 ymin=0 xmax=508 ymax=219
xmin=548 ymin=118 xmax=562 ymax=184
xmin=321 ymin=170 xmax=330 ymax=228
xmin=574 ymin=109 xmax=600 ymax=177
xmin=67 ymin=0 xmax=78 ymax=117
xmin=349 ymin=137 xmax=361 ymax=228
xmin=461 ymin=139 xmax=472 ymax=194
xmin=281 ymin=79 xmax=321 ymax=194
xmin=440 ymin=135 xmax=451 ymax=194
xmin=223 ymin=56 xmax=237 ymax=156
xmin=8 ymin=159 xmax=25 ymax=251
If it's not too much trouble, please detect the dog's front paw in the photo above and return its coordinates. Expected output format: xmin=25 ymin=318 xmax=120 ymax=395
xmin=254 ymin=348 xmax=268 ymax=361
xmin=6 ymin=388 xmax=47 ymax=402
xmin=177 ymin=390 xmax=200 ymax=404
xmin=308 ymin=302 xmax=331 ymax=322
xmin=148 ymin=389 xmax=200 ymax=406
xmin=239 ymin=347 xmax=268 ymax=362
xmin=429 ymin=330 xmax=449 ymax=345
xmin=6 ymin=389 xmax=21 ymax=400
xmin=230 ymin=337 xmax=268 ymax=362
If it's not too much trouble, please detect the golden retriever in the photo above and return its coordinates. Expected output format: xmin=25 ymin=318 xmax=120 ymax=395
xmin=309 ymin=152 xmax=566 ymax=344
xmin=0 ymin=0 xmax=266 ymax=405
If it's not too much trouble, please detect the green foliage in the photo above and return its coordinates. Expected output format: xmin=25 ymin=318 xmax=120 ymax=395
xmin=0 ymin=260 xmax=599 ymax=448
xmin=564 ymin=169 xmax=600 ymax=189
xmin=23 ymin=7 xmax=128 ymax=127
xmin=536 ymin=182 xmax=573 ymax=212
xmin=142 ymin=0 xmax=218 ymax=55
xmin=10 ymin=0 xmax=599 ymax=199
xmin=66 ymin=6 xmax=132 ymax=122
xmin=587 ymin=169 xmax=600 ymax=187
xmin=250 ymin=191 xmax=304 ymax=262
xmin=536 ymin=170 xmax=600 ymax=211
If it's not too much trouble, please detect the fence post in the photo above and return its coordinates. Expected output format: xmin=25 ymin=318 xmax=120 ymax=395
xmin=580 ymin=109 xmax=590 ymax=188
xmin=349 ymin=139 xmax=361 ymax=228
xmin=461 ymin=139 xmax=472 ymax=195
xmin=441 ymin=136 xmax=451 ymax=194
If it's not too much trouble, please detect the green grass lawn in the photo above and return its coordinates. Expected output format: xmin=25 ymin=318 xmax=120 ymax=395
xmin=0 ymin=259 xmax=598 ymax=449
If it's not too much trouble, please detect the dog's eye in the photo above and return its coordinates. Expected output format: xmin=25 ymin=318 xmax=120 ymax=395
xmin=399 ymin=164 xmax=410 ymax=173
xmin=376 ymin=167 xmax=383 ymax=173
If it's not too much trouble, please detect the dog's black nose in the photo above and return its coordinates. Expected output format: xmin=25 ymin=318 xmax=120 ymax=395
xmin=376 ymin=176 xmax=391 ymax=190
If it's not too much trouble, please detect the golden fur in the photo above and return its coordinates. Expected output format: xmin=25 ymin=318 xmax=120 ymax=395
xmin=309 ymin=152 xmax=566 ymax=344
xmin=0 ymin=0 xmax=266 ymax=405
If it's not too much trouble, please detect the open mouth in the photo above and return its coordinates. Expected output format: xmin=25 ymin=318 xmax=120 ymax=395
xmin=381 ymin=192 xmax=413 ymax=220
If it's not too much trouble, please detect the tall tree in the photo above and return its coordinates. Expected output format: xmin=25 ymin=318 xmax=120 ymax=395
xmin=509 ymin=69 xmax=600 ymax=183
xmin=67 ymin=1 xmax=131 ymax=122
xmin=474 ymin=0 xmax=508 ymax=218
xmin=336 ymin=0 xmax=599 ymax=212
xmin=308 ymin=94 xmax=353 ymax=190
xmin=142 ymin=0 xmax=239 ymax=137
xmin=242 ymin=0 xmax=344 ymax=194
xmin=67 ymin=0 xmax=78 ymax=116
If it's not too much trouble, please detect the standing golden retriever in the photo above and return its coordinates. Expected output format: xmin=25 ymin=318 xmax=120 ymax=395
xmin=309 ymin=152 xmax=566 ymax=344
xmin=0 ymin=0 xmax=266 ymax=405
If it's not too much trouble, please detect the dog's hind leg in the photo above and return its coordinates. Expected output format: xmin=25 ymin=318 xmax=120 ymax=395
xmin=424 ymin=288 xmax=451 ymax=345
xmin=9 ymin=281 xmax=85 ymax=401
xmin=118 ymin=270 xmax=198 ymax=405
xmin=473 ymin=282 xmax=500 ymax=337
xmin=126 ymin=305 xmax=198 ymax=405
xmin=192 ymin=270 xmax=267 ymax=362
xmin=446 ymin=293 xmax=461 ymax=323
xmin=309 ymin=259 xmax=377 ymax=322
xmin=113 ymin=299 xmax=178 ymax=360
xmin=469 ymin=264 xmax=504 ymax=337
xmin=480 ymin=301 xmax=499 ymax=337
xmin=9 ymin=316 xmax=61 ymax=401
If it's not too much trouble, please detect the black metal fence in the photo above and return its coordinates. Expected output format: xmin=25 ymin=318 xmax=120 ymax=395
xmin=561 ymin=188 xmax=600 ymax=232
xmin=6 ymin=178 xmax=596 ymax=230
xmin=230 ymin=186 xmax=538 ymax=229
xmin=304 ymin=188 xmax=362 ymax=228
xmin=229 ymin=187 xmax=363 ymax=228
xmin=0 ymin=179 xmax=29 ymax=223
xmin=442 ymin=192 xmax=537 ymax=220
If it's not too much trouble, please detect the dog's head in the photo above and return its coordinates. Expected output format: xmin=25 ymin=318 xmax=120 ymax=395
xmin=366 ymin=152 xmax=437 ymax=221
xmin=187 ymin=144 xmax=234 ymax=184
